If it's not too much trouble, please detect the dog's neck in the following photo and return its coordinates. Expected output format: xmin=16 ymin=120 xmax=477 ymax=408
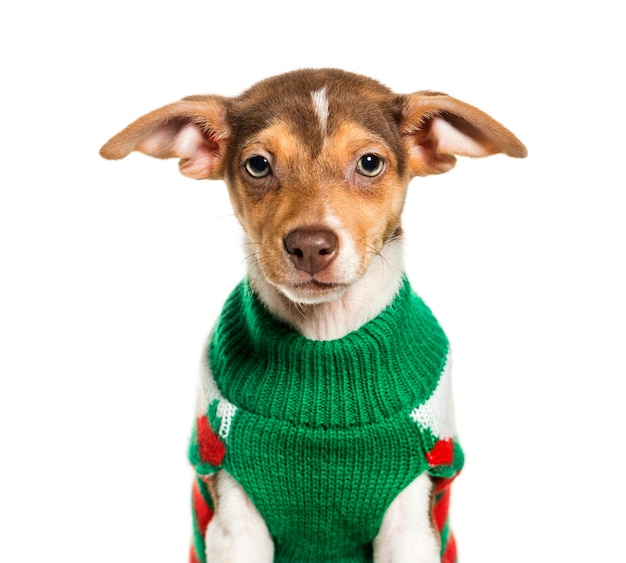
xmin=248 ymin=239 xmax=405 ymax=341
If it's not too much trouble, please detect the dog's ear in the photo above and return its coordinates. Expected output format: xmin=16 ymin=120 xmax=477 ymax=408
xmin=399 ymin=92 xmax=527 ymax=177
xmin=99 ymin=96 xmax=230 ymax=180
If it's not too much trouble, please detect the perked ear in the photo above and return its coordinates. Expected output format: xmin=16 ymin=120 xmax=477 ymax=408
xmin=99 ymin=96 xmax=231 ymax=180
xmin=400 ymin=91 xmax=527 ymax=177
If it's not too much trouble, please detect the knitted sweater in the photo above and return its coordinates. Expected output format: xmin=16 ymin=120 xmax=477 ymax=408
xmin=188 ymin=277 xmax=464 ymax=563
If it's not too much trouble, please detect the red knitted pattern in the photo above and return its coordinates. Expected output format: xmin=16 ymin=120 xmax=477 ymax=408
xmin=196 ymin=415 xmax=225 ymax=466
xmin=192 ymin=479 xmax=213 ymax=536
xmin=433 ymin=483 xmax=451 ymax=531
xmin=427 ymin=439 xmax=454 ymax=467
xmin=442 ymin=533 xmax=458 ymax=563
xmin=433 ymin=477 xmax=458 ymax=562
xmin=189 ymin=545 xmax=201 ymax=563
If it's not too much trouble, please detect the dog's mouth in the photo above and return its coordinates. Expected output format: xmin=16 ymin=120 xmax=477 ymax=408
xmin=293 ymin=280 xmax=343 ymax=289
xmin=278 ymin=279 xmax=350 ymax=304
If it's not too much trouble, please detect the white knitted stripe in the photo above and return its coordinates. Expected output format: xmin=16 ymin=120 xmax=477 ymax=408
xmin=217 ymin=400 xmax=238 ymax=441
xmin=409 ymin=351 xmax=456 ymax=439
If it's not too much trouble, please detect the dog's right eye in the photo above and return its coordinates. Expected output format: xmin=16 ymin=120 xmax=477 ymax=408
xmin=245 ymin=155 xmax=272 ymax=178
xmin=356 ymin=154 xmax=384 ymax=177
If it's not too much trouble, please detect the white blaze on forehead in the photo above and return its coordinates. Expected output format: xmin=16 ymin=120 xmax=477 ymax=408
xmin=311 ymin=87 xmax=329 ymax=134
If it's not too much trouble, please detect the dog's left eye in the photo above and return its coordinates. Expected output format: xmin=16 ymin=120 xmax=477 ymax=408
xmin=356 ymin=154 xmax=384 ymax=177
xmin=245 ymin=155 xmax=272 ymax=178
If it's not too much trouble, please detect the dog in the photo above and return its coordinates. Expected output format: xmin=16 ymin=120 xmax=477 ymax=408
xmin=100 ymin=68 xmax=526 ymax=563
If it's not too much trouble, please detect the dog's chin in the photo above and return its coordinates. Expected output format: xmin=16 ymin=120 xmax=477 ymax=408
xmin=277 ymin=280 xmax=350 ymax=305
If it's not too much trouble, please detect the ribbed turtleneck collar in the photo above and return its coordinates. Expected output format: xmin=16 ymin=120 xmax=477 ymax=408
xmin=209 ymin=276 xmax=448 ymax=428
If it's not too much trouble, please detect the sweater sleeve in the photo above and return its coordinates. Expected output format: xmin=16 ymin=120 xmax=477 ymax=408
xmin=410 ymin=351 xmax=464 ymax=479
xmin=425 ymin=437 xmax=464 ymax=479
xmin=189 ymin=392 xmax=239 ymax=475
xmin=188 ymin=343 xmax=237 ymax=476
xmin=188 ymin=409 xmax=226 ymax=476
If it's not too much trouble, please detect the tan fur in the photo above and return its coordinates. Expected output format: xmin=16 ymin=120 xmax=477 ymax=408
xmin=228 ymin=119 xmax=408 ymax=298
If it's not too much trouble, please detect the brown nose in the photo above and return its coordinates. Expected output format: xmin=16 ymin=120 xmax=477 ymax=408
xmin=284 ymin=229 xmax=338 ymax=275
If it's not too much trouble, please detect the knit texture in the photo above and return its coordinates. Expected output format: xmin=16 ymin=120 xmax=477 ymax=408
xmin=189 ymin=277 xmax=464 ymax=562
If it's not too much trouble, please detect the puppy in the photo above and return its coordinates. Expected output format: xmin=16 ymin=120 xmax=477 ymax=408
xmin=101 ymin=68 xmax=526 ymax=563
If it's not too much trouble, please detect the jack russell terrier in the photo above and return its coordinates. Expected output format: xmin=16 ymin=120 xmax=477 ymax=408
xmin=101 ymin=68 xmax=526 ymax=563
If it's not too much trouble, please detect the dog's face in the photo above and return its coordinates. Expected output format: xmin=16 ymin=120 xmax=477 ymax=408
xmin=101 ymin=69 xmax=526 ymax=305
xmin=222 ymin=72 xmax=410 ymax=304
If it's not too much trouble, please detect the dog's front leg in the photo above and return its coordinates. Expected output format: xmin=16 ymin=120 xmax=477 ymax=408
xmin=373 ymin=473 xmax=440 ymax=563
xmin=205 ymin=471 xmax=274 ymax=563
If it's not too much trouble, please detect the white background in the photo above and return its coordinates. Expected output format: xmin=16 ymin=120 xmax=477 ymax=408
xmin=1 ymin=1 xmax=624 ymax=561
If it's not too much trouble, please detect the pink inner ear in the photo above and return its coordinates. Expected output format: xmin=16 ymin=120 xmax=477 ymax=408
xmin=134 ymin=120 xmax=183 ymax=158
xmin=430 ymin=117 xmax=496 ymax=158
xmin=173 ymin=123 xmax=221 ymax=179
xmin=178 ymin=144 xmax=220 ymax=179
xmin=135 ymin=121 xmax=221 ymax=180
xmin=173 ymin=123 xmax=213 ymax=159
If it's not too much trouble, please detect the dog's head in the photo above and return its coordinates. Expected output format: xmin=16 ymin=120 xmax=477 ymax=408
xmin=101 ymin=69 xmax=526 ymax=305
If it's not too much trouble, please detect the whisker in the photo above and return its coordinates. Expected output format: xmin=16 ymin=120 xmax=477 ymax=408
xmin=367 ymin=244 xmax=391 ymax=270
xmin=241 ymin=240 xmax=262 ymax=248
xmin=287 ymin=300 xmax=308 ymax=319
xmin=240 ymin=250 xmax=263 ymax=270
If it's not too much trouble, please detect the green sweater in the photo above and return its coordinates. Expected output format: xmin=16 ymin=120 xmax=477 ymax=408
xmin=189 ymin=277 xmax=464 ymax=563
